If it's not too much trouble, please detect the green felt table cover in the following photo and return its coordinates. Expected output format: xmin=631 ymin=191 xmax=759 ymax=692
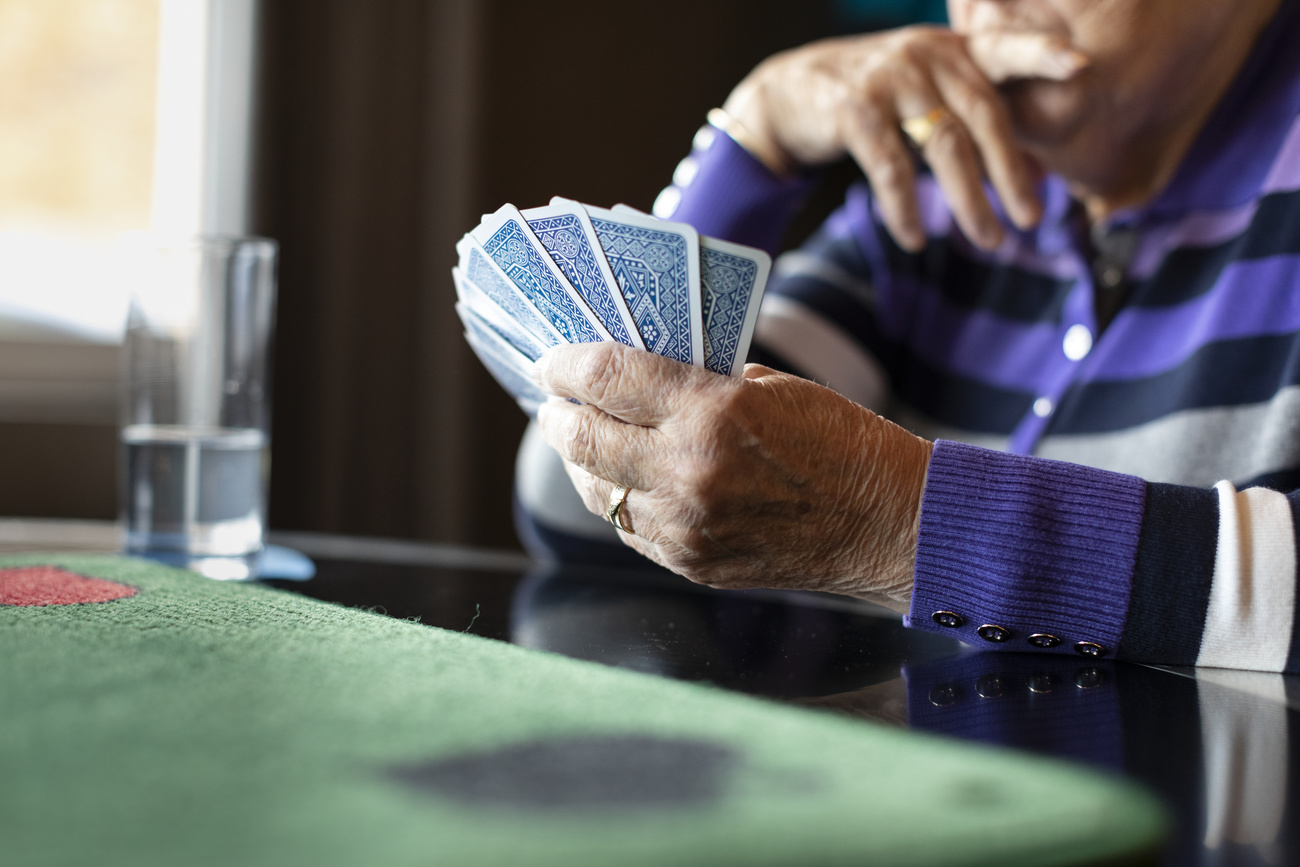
xmin=0 ymin=555 xmax=1166 ymax=866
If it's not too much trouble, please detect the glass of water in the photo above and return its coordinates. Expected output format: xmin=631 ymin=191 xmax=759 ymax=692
xmin=119 ymin=236 xmax=278 ymax=580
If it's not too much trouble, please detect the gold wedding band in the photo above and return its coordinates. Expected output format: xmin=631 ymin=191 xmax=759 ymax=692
xmin=606 ymin=484 xmax=635 ymax=534
xmin=901 ymin=106 xmax=952 ymax=149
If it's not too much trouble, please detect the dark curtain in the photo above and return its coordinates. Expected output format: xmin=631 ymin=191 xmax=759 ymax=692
xmin=254 ymin=0 xmax=837 ymax=549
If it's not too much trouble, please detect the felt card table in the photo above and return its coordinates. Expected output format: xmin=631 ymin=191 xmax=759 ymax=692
xmin=0 ymin=554 xmax=1165 ymax=866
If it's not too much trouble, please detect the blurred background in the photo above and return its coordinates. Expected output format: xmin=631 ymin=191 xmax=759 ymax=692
xmin=0 ymin=0 xmax=942 ymax=551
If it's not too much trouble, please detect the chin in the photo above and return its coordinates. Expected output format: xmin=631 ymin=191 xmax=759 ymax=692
xmin=1001 ymin=78 xmax=1090 ymax=150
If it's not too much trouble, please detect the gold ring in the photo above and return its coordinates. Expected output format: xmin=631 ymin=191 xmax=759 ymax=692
xmin=606 ymin=484 xmax=634 ymax=534
xmin=901 ymin=106 xmax=952 ymax=149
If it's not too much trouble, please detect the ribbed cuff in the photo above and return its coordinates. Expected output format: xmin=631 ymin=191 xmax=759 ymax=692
xmin=668 ymin=130 xmax=813 ymax=255
xmin=906 ymin=440 xmax=1147 ymax=658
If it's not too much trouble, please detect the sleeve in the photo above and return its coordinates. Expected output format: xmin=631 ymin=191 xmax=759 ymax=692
xmin=906 ymin=441 xmax=1300 ymax=674
xmin=653 ymin=123 xmax=813 ymax=255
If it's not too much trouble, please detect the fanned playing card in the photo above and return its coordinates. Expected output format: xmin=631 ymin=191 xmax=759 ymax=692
xmin=522 ymin=201 xmax=644 ymax=350
xmin=574 ymin=200 xmax=704 ymax=368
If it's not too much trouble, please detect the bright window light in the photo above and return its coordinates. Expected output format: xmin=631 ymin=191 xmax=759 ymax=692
xmin=0 ymin=0 xmax=257 ymax=346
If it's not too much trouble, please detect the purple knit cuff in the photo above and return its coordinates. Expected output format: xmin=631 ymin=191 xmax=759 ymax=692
xmin=906 ymin=440 xmax=1147 ymax=658
xmin=666 ymin=129 xmax=812 ymax=255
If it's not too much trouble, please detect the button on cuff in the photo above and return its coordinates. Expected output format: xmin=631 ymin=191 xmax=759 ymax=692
xmin=977 ymin=624 xmax=1011 ymax=643
xmin=932 ymin=610 xmax=965 ymax=628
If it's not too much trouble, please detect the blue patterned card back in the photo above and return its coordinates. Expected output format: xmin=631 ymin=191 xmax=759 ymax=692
xmin=523 ymin=206 xmax=642 ymax=349
xmin=700 ymin=237 xmax=770 ymax=377
xmin=472 ymin=208 xmax=608 ymax=345
xmin=582 ymin=204 xmax=702 ymax=366
xmin=458 ymin=242 xmax=563 ymax=348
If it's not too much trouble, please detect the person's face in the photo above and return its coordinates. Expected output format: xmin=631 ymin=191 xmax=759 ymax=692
xmin=948 ymin=0 xmax=1278 ymax=186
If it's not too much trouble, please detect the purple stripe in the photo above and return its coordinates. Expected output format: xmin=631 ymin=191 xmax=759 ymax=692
xmin=878 ymin=278 xmax=1062 ymax=391
xmin=1088 ymin=254 xmax=1300 ymax=381
xmin=907 ymin=441 xmax=1146 ymax=656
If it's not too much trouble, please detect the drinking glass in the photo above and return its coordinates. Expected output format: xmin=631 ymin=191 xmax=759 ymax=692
xmin=119 ymin=235 xmax=277 ymax=580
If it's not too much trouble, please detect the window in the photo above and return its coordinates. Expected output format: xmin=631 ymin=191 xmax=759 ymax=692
xmin=0 ymin=0 xmax=258 ymax=425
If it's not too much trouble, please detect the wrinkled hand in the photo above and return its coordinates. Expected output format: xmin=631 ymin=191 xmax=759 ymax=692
xmin=534 ymin=343 xmax=933 ymax=613
xmin=722 ymin=26 xmax=1088 ymax=251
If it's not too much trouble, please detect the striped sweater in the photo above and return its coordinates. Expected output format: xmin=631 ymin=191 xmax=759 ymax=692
xmin=649 ymin=4 xmax=1300 ymax=673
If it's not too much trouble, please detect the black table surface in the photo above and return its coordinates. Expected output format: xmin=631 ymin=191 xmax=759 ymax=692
xmin=5 ymin=521 xmax=1294 ymax=866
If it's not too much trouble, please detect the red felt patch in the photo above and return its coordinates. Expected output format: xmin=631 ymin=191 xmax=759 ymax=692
xmin=0 ymin=566 xmax=137 ymax=607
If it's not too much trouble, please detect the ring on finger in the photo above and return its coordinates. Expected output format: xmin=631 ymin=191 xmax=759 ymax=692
xmin=901 ymin=106 xmax=952 ymax=149
xmin=606 ymin=484 xmax=635 ymax=535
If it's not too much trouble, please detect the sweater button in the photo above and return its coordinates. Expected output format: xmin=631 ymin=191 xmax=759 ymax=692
xmin=931 ymin=610 xmax=965 ymax=628
xmin=1063 ymin=324 xmax=1093 ymax=361
xmin=977 ymin=624 xmax=1011 ymax=643
xmin=1027 ymin=633 xmax=1061 ymax=648
xmin=1074 ymin=641 xmax=1107 ymax=658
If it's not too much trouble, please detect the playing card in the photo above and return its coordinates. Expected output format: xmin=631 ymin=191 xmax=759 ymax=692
xmin=522 ymin=201 xmax=644 ymax=350
xmin=454 ymin=285 xmax=549 ymax=363
xmin=574 ymin=199 xmax=703 ymax=367
xmin=460 ymin=303 xmax=548 ymax=416
xmin=610 ymin=205 xmax=770 ymax=376
xmin=699 ymin=236 xmax=771 ymax=377
xmin=456 ymin=239 xmax=565 ymax=348
xmin=470 ymin=206 xmax=611 ymax=345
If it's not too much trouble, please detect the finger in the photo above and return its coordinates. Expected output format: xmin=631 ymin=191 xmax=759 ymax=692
xmin=923 ymin=118 xmax=1005 ymax=249
xmin=932 ymin=57 xmax=1041 ymax=230
xmin=535 ymin=341 xmax=709 ymax=426
xmin=967 ymin=32 xmax=1089 ymax=84
xmin=884 ymin=71 xmax=1006 ymax=251
xmin=537 ymin=397 xmax=661 ymax=490
xmin=566 ymin=461 xmax=651 ymax=542
xmin=842 ymin=98 xmax=924 ymax=252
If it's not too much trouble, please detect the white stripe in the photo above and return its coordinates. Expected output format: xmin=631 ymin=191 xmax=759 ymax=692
xmin=753 ymin=294 xmax=888 ymax=411
xmin=1197 ymin=482 xmax=1297 ymax=671
xmin=772 ymin=251 xmax=875 ymax=308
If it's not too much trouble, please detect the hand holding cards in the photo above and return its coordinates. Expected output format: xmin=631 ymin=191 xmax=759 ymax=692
xmin=454 ymin=198 xmax=770 ymax=416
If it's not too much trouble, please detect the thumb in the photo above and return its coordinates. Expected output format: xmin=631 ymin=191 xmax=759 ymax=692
xmin=967 ymin=32 xmax=1090 ymax=84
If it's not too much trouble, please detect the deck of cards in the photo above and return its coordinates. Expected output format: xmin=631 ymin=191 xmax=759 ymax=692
xmin=453 ymin=197 xmax=771 ymax=416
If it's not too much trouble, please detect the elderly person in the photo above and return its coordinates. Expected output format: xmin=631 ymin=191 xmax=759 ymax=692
xmin=517 ymin=0 xmax=1300 ymax=674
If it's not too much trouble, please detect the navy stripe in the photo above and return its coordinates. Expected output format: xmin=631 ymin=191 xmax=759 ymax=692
xmin=879 ymin=235 xmax=1075 ymax=324
xmin=747 ymin=344 xmax=806 ymax=379
xmin=1138 ymin=190 xmax=1300 ymax=308
xmin=1287 ymin=494 xmax=1300 ymax=674
xmin=887 ymin=353 xmax=1034 ymax=433
xmin=1118 ymin=483 xmax=1219 ymax=665
xmin=1052 ymin=332 xmax=1300 ymax=433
